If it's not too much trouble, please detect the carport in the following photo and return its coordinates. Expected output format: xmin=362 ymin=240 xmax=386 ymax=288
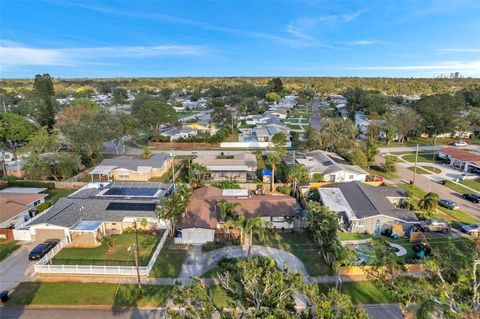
xmin=69 ymin=221 xmax=105 ymax=247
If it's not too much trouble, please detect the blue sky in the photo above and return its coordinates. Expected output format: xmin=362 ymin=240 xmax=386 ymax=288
xmin=1 ymin=0 xmax=480 ymax=78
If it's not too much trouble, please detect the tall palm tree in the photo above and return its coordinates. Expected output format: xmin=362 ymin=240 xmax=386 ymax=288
xmin=245 ymin=217 xmax=266 ymax=255
xmin=157 ymin=184 xmax=192 ymax=237
xmin=287 ymin=163 xmax=310 ymax=197
xmin=266 ymin=152 xmax=281 ymax=191
xmin=418 ymin=192 xmax=439 ymax=217
xmin=217 ymin=201 xmax=240 ymax=221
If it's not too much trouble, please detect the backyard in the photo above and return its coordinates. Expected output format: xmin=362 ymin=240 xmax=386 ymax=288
xmin=51 ymin=233 xmax=160 ymax=266
xmin=7 ymin=282 xmax=172 ymax=307
xmin=149 ymin=241 xmax=187 ymax=277
xmin=253 ymin=231 xmax=332 ymax=276
xmin=46 ymin=188 xmax=75 ymax=204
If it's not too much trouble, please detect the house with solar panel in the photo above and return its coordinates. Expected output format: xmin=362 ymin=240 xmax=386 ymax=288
xmin=25 ymin=182 xmax=174 ymax=247
xmin=89 ymin=153 xmax=174 ymax=182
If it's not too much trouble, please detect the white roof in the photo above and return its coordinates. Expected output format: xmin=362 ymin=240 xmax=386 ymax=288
xmin=222 ymin=189 xmax=249 ymax=197
xmin=90 ymin=165 xmax=117 ymax=175
xmin=0 ymin=187 xmax=47 ymax=194
xmin=207 ymin=165 xmax=253 ymax=172
xmin=318 ymin=188 xmax=356 ymax=220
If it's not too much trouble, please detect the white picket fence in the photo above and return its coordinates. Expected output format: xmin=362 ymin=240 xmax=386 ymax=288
xmin=34 ymin=230 xmax=169 ymax=276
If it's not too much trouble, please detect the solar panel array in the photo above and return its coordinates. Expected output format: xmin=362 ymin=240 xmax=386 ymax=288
xmin=103 ymin=188 xmax=158 ymax=197
xmin=106 ymin=202 xmax=156 ymax=211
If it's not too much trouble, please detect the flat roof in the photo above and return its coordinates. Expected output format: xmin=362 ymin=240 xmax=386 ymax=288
xmin=71 ymin=220 xmax=103 ymax=232
xmin=0 ymin=187 xmax=47 ymax=194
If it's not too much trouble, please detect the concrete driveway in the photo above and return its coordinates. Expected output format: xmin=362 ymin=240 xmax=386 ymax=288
xmin=0 ymin=242 xmax=36 ymax=292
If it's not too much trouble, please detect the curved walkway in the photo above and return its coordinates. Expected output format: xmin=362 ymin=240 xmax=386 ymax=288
xmin=178 ymin=245 xmax=309 ymax=283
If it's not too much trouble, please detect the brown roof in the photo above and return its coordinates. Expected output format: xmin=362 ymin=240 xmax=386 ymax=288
xmin=193 ymin=152 xmax=257 ymax=170
xmin=0 ymin=193 xmax=47 ymax=206
xmin=0 ymin=193 xmax=47 ymax=224
xmin=180 ymin=186 xmax=299 ymax=229
xmin=0 ymin=202 xmax=29 ymax=224
xmin=441 ymin=147 xmax=480 ymax=164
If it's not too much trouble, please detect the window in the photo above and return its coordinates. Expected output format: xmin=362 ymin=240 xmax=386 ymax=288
xmin=357 ymin=220 xmax=364 ymax=227
xmin=348 ymin=175 xmax=354 ymax=180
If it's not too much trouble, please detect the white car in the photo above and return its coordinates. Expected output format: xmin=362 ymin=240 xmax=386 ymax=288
xmin=453 ymin=140 xmax=468 ymax=147
xmin=460 ymin=174 xmax=479 ymax=180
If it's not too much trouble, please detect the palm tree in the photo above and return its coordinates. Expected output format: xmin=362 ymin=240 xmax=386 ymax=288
xmin=217 ymin=201 xmax=240 ymax=221
xmin=157 ymin=184 xmax=192 ymax=237
xmin=287 ymin=163 xmax=310 ymax=197
xmin=418 ymin=192 xmax=439 ymax=217
xmin=245 ymin=217 xmax=266 ymax=255
xmin=266 ymin=152 xmax=281 ymax=191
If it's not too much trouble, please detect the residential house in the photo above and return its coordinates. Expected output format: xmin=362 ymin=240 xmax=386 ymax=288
xmin=89 ymin=153 xmax=174 ymax=182
xmin=318 ymin=181 xmax=419 ymax=234
xmin=193 ymin=152 xmax=258 ymax=182
xmin=161 ymin=126 xmax=198 ymax=141
xmin=0 ymin=192 xmax=48 ymax=236
xmin=175 ymin=186 xmax=300 ymax=244
xmin=188 ymin=121 xmax=218 ymax=135
xmin=26 ymin=182 xmax=174 ymax=247
xmin=283 ymin=150 xmax=368 ymax=182
xmin=439 ymin=147 xmax=480 ymax=174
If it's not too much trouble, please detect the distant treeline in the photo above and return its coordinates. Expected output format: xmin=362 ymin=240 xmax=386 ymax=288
xmin=2 ymin=76 xmax=480 ymax=96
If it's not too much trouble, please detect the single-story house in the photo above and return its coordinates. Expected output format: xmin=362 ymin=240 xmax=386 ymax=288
xmin=161 ymin=126 xmax=198 ymax=141
xmin=253 ymin=124 xmax=291 ymax=143
xmin=283 ymin=150 xmax=368 ymax=182
xmin=0 ymin=192 xmax=48 ymax=230
xmin=188 ymin=121 xmax=218 ymax=135
xmin=89 ymin=153 xmax=174 ymax=182
xmin=318 ymin=181 xmax=419 ymax=234
xmin=175 ymin=186 xmax=300 ymax=244
xmin=26 ymin=182 xmax=174 ymax=247
xmin=439 ymin=147 xmax=480 ymax=174
xmin=193 ymin=152 xmax=258 ymax=182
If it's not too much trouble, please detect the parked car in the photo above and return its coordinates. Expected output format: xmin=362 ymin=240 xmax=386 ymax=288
xmin=459 ymin=173 xmax=479 ymax=180
xmin=28 ymin=239 xmax=60 ymax=260
xmin=463 ymin=193 xmax=480 ymax=203
xmin=453 ymin=140 xmax=468 ymax=147
xmin=419 ymin=219 xmax=451 ymax=233
xmin=461 ymin=224 xmax=480 ymax=236
xmin=438 ymin=199 xmax=459 ymax=210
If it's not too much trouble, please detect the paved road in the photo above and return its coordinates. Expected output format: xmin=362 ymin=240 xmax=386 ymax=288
xmin=376 ymin=155 xmax=480 ymax=219
xmin=309 ymin=96 xmax=321 ymax=131
xmin=363 ymin=304 xmax=403 ymax=319
xmin=0 ymin=242 xmax=36 ymax=292
xmin=0 ymin=307 xmax=167 ymax=319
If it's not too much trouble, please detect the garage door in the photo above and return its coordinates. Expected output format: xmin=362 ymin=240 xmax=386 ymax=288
xmin=34 ymin=229 xmax=66 ymax=243
xmin=186 ymin=230 xmax=208 ymax=244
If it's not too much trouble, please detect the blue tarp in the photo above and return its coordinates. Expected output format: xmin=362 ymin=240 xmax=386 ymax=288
xmin=262 ymin=170 xmax=273 ymax=176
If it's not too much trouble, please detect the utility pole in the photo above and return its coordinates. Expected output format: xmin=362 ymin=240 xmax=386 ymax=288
xmin=133 ymin=220 xmax=142 ymax=298
xmin=171 ymin=152 xmax=175 ymax=183
xmin=412 ymin=144 xmax=419 ymax=188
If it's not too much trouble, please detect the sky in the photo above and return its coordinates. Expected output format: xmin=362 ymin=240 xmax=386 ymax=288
xmin=1 ymin=0 xmax=480 ymax=78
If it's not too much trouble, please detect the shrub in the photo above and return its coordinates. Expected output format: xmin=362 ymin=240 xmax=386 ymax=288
xmin=2 ymin=176 xmax=17 ymax=184
xmin=212 ymin=181 xmax=241 ymax=189
xmin=36 ymin=202 xmax=52 ymax=213
xmin=8 ymin=180 xmax=55 ymax=189
xmin=276 ymin=185 xmax=292 ymax=195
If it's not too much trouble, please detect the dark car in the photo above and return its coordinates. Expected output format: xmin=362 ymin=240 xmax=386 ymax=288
xmin=463 ymin=193 xmax=480 ymax=203
xmin=28 ymin=239 xmax=60 ymax=260
xmin=438 ymin=199 xmax=459 ymax=210
xmin=419 ymin=219 xmax=451 ymax=233
xmin=461 ymin=224 xmax=480 ymax=236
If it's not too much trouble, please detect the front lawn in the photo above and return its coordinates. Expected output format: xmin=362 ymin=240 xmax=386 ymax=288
xmin=253 ymin=231 xmax=331 ymax=276
xmin=337 ymin=232 xmax=373 ymax=241
xmin=0 ymin=240 xmax=20 ymax=261
xmin=458 ymin=179 xmax=480 ymax=193
xmin=407 ymin=165 xmax=441 ymax=174
xmin=401 ymin=152 xmax=439 ymax=163
xmin=368 ymin=166 xmax=397 ymax=179
xmin=202 ymin=239 xmax=240 ymax=253
xmin=7 ymin=282 xmax=172 ymax=307
xmin=442 ymin=180 xmax=472 ymax=195
xmin=52 ymin=233 xmax=160 ymax=266
xmin=149 ymin=241 xmax=186 ymax=278
xmin=319 ymin=281 xmax=394 ymax=304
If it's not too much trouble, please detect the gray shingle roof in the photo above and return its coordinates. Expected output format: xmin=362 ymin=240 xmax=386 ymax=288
xmin=329 ymin=182 xmax=418 ymax=222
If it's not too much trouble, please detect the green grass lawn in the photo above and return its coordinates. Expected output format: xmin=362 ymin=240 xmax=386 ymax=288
xmin=402 ymin=153 xmax=439 ymax=163
xmin=458 ymin=179 xmax=480 ymax=193
xmin=47 ymin=188 xmax=74 ymax=204
xmin=149 ymin=242 xmax=186 ymax=278
xmin=201 ymin=267 xmax=221 ymax=278
xmin=337 ymin=232 xmax=373 ymax=241
xmin=319 ymin=281 xmax=394 ymax=304
xmin=407 ymin=165 xmax=441 ymax=174
xmin=7 ymin=282 xmax=172 ymax=307
xmin=287 ymin=125 xmax=302 ymax=130
xmin=442 ymin=180 xmax=472 ymax=195
xmin=426 ymin=236 xmax=472 ymax=254
xmin=202 ymin=240 xmax=240 ymax=253
xmin=52 ymin=233 xmax=160 ymax=266
xmin=0 ymin=240 xmax=20 ymax=261
xmin=368 ymin=166 xmax=397 ymax=179
xmin=253 ymin=232 xmax=332 ymax=276
xmin=207 ymin=286 xmax=233 ymax=308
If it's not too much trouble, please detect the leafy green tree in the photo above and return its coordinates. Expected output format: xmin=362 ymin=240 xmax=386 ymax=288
xmin=364 ymin=138 xmax=379 ymax=169
xmin=307 ymin=201 xmax=341 ymax=268
xmin=382 ymin=106 xmax=421 ymax=143
xmin=309 ymin=118 xmax=358 ymax=157
xmin=27 ymin=126 xmax=60 ymax=154
xmin=157 ymin=184 xmax=192 ymax=237
xmin=33 ymin=73 xmax=57 ymax=128
xmin=212 ymin=180 xmax=241 ymax=189
xmin=133 ymin=99 xmax=178 ymax=132
xmin=113 ymin=87 xmax=128 ymax=104
xmin=267 ymin=77 xmax=284 ymax=93
xmin=142 ymin=147 xmax=152 ymax=159
xmin=271 ymin=132 xmax=287 ymax=153
xmin=350 ymin=147 xmax=368 ymax=170
xmin=287 ymin=163 xmax=310 ymax=197
xmin=381 ymin=156 xmax=397 ymax=174
xmin=55 ymin=152 xmax=80 ymax=180
xmin=23 ymin=153 xmax=50 ymax=179
xmin=265 ymin=92 xmax=281 ymax=103
xmin=0 ymin=113 xmax=37 ymax=160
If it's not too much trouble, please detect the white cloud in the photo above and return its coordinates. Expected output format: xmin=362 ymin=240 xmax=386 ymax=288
xmin=349 ymin=60 xmax=480 ymax=71
xmin=346 ymin=40 xmax=388 ymax=46
xmin=0 ymin=42 xmax=204 ymax=67
xmin=437 ymin=48 xmax=480 ymax=55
